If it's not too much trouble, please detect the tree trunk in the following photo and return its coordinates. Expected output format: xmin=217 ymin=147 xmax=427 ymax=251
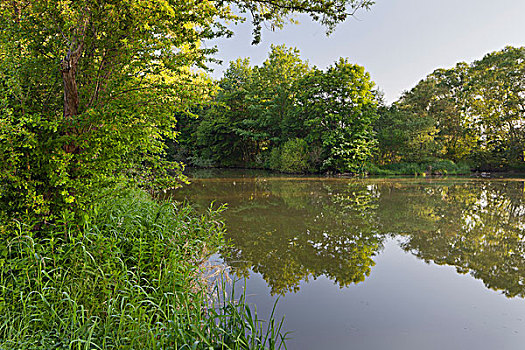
xmin=61 ymin=43 xmax=83 ymax=154
xmin=62 ymin=44 xmax=83 ymax=120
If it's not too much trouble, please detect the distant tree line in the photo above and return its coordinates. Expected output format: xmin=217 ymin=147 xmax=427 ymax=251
xmin=172 ymin=45 xmax=379 ymax=174
xmin=376 ymin=46 xmax=525 ymax=171
xmin=173 ymin=46 xmax=525 ymax=174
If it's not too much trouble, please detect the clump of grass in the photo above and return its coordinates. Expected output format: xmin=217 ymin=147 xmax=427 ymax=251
xmin=164 ymin=279 xmax=287 ymax=349
xmin=0 ymin=189 xmax=287 ymax=349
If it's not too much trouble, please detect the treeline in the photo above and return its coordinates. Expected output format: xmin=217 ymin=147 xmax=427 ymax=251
xmin=174 ymin=46 xmax=525 ymax=174
xmin=377 ymin=46 xmax=525 ymax=172
xmin=173 ymin=45 xmax=379 ymax=174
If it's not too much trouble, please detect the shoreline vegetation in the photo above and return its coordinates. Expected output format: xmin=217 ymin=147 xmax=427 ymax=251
xmin=172 ymin=46 xmax=525 ymax=176
xmin=367 ymin=161 xmax=470 ymax=176
xmin=182 ymin=157 xmax=525 ymax=178
xmin=0 ymin=189 xmax=287 ymax=349
xmin=182 ymin=160 xmax=485 ymax=177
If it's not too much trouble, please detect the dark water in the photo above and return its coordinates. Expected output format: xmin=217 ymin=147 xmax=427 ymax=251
xmin=171 ymin=169 xmax=525 ymax=349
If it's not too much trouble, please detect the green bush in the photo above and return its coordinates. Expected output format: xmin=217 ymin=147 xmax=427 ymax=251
xmin=365 ymin=163 xmax=396 ymax=176
xmin=428 ymin=160 xmax=471 ymax=174
xmin=268 ymin=148 xmax=282 ymax=171
xmin=279 ymin=138 xmax=309 ymax=173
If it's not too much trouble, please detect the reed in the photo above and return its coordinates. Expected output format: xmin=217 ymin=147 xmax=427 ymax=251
xmin=0 ymin=189 xmax=287 ymax=349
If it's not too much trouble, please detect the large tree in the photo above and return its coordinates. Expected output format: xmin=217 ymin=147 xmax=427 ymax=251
xmin=382 ymin=46 xmax=525 ymax=169
xmin=467 ymin=46 xmax=525 ymax=167
xmin=0 ymin=0 xmax=374 ymax=223
xmin=246 ymin=45 xmax=310 ymax=146
xmin=297 ymin=58 xmax=379 ymax=172
xmin=195 ymin=58 xmax=256 ymax=166
xmin=191 ymin=45 xmax=311 ymax=167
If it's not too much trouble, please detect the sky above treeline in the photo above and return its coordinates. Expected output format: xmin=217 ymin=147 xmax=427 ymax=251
xmin=205 ymin=0 xmax=525 ymax=104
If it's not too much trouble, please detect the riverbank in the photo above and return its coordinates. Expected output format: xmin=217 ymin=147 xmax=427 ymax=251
xmin=184 ymin=159 xmax=525 ymax=177
xmin=182 ymin=160 xmax=472 ymax=177
xmin=366 ymin=160 xmax=472 ymax=176
xmin=0 ymin=189 xmax=286 ymax=349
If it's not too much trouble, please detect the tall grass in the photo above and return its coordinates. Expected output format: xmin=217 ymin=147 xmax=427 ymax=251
xmin=0 ymin=189 xmax=287 ymax=349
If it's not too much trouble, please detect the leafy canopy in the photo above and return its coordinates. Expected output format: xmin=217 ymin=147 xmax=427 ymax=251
xmin=375 ymin=46 xmax=525 ymax=170
xmin=0 ymin=0 xmax=374 ymax=224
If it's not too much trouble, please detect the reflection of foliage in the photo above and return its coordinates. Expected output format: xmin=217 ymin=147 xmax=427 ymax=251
xmin=173 ymin=177 xmax=383 ymax=295
xmin=223 ymin=180 xmax=384 ymax=295
xmin=172 ymin=173 xmax=525 ymax=298
xmin=381 ymin=181 xmax=525 ymax=298
xmin=328 ymin=182 xmax=380 ymax=215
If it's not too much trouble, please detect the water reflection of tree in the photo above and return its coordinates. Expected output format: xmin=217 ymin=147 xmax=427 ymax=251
xmin=379 ymin=181 xmax=525 ymax=298
xmin=224 ymin=181 xmax=385 ymax=295
xmin=177 ymin=179 xmax=385 ymax=295
xmin=173 ymin=177 xmax=525 ymax=298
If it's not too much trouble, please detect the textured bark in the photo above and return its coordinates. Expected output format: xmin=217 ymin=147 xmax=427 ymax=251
xmin=62 ymin=44 xmax=83 ymax=120
xmin=61 ymin=43 xmax=84 ymax=154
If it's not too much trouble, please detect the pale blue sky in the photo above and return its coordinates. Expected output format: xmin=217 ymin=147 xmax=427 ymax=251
xmin=205 ymin=0 xmax=525 ymax=103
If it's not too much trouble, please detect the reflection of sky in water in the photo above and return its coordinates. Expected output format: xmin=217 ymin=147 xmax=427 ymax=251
xmin=239 ymin=239 xmax=525 ymax=350
xmin=172 ymin=172 xmax=525 ymax=349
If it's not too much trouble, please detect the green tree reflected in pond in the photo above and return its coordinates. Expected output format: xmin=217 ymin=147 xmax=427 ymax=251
xmin=379 ymin=180 xmax=525 ymax=298
xmin=223 ymin=180 xmax=384 ymax=295
xmin=172 ymin=174 xmax=525 ymax=297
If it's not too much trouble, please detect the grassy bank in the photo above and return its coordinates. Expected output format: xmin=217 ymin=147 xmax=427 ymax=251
xmin=367 ymin=160 xmax=471 ymax=176
xmin=0 ymin=189 xmax=286 ymax=349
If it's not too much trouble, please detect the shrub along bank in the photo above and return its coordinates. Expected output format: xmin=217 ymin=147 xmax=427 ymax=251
xmin=0 ymin=189 xmax=286 ymax=350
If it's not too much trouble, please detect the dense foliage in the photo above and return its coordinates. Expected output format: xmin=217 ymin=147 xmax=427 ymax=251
xmin=375 ymin=46 xmax=525 ymax=172
xmin=176 ymin=45 xmax=525 ymax=175
xmin=297 ymin=59 xmax=378 ymax=173
xmin=176 ymin=46 xmax=380 ymax=173
xmin=0 ymin=0 xmax=221 ymax=222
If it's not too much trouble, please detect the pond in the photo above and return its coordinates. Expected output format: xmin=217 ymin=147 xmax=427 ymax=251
xmin=171 ymin=169 xmax=525 ymax=349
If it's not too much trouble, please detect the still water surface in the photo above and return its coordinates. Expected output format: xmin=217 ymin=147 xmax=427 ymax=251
xmin=172 ymin=169 xmax=525 ymax=349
